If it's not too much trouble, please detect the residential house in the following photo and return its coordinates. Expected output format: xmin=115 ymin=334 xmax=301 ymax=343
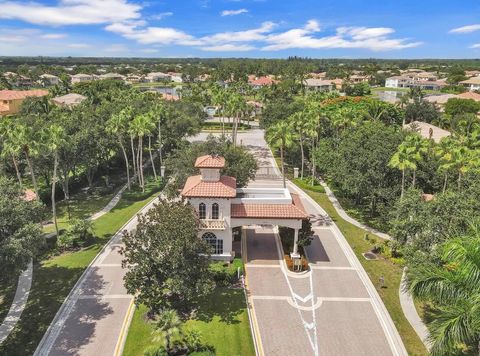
xmin=459 ymin=77 xmax=480 ymax=92
xmin=52 ymin=93 xmax=87 ymax=107
xmin=404 ymin=121 xmax=451 ymax=143
xmin=71 ymin=73 xmax=95 ymax=84
xmin=248 ymin=76 xmax=278 ymax=89
xmin=181 ymin=155 xmax=308 ymax=260
xmin=3 ymin=72 xmax=33 ymax=87
xmin=303 ymin=78 xmax=335 ymax=92
xmin=168 ymin=72 xmax=183 ymax=83
xmin=456 ymin=91 xmax=480 ymax=101
xmin=330 ymin=78 xmax=344 ymax=90
xmin=0 ymin=89 xmax=49 ymax=116
xmin=98 ymin=73 xmax=125 ymax=81
xmin=39 ymin=74 xmax=60 ymax=86
xmin=145 ymin=72 xmax=170 ymax=82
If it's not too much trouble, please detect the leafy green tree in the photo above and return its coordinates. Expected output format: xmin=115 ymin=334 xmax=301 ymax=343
xmin=122 ymin=200 xmax=214 ymax=313
xmin=344 ymin=82 xmax=371 ymax=96
xmin=405 ymin=96 xmax=441 ymax=124
xmin=405 ymin=225 xmax=480 ymax=355
xmin=0 ymin=177 xmax=45 ymax=278
xmin=444 ymin=98 xmax=480 ymax=118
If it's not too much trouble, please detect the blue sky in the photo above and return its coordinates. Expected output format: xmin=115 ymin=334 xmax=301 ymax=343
xmin=0 ymin=0 xmax=479 ymax=58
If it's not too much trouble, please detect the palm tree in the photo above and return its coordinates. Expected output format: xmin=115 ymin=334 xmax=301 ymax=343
xmin=405 ymin=225 xmax=480 ymax=355
xmin=107 ymin=109 xmax=132 ymax=190
xmin=389 ymin=144 xmax=417 ymax=199
xmin=14 ymin=123 xmax=40 ymax=194
xmin=436 ymin=137 xmax=455 ymax=193
xmin=130 ymin=114 xmax=152 ymax=191
xmin=145 ymin=111 xmax=158 ymax=181
xmin=289 ymin=112 xmax=307 ymax=179
xmin=226 ymin=92 xmax=247 ymax=146
xmin=403 ymin=134 xmax=429 ymax=187
xmin=267 ymin=121 xmax=296 ymax=188
xmin=0 ymin=119 xmax=24 ymax=187
xmin=43 ymin=124 xmax=66 ymax=238
xmin=152 ymin=309 xmax=183 ymax=353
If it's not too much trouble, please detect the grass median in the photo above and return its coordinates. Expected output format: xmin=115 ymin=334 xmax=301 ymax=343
xmin=123 ymin=287 xmax=255 ymax=356
xmin=0 ymin=179 xmax=164 ymax=356
xmin=292 ymin=178 xmax=427 ymax=356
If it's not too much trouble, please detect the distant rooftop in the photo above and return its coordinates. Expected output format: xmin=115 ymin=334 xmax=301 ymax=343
xmin=404 ymin=121 xmax=451 ymax=143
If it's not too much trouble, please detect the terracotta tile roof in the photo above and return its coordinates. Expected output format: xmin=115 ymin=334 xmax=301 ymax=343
xmin=0 ymin=89 xmax=49 ymax=101
xmin=181 ymin=175 xmax=236 ymax=198
xmin=0 ymin=103 xmax=9 ymax=113
xmin=23 ymin=189 xmax=38 ymax=202
xmin=160 ymin=93 xmax=180 ymax=101
xmin=249 ymin=76 xmax=277 ymax=86
xmin=195 ymin=155 xmax=226 ymax=168
xmin=456 ymin=92 xmax=480 ymax=101
xmin=231 ymin=193 xmax=308 ymax=220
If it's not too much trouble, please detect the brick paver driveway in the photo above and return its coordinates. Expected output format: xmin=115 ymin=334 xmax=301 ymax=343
xmin=244 ymin=224 xmax=401 ymax=356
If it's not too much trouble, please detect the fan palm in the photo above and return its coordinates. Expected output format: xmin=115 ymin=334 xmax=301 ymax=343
xmin=389 ymin=144 xmax=417 ymax=199
xmin=406 ymin=225 xmax=480 ymax=355
xmin=152 ymin=309 xmax=183 ymax=353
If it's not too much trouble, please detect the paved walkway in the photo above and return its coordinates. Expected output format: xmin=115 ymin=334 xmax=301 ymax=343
xmin=0 ymin=183 xmax=129 ymax=348
xmin=0 ymin=261 xmax=33 ymax=345
xmin=399 ymin=269 xmax=431 ymax=349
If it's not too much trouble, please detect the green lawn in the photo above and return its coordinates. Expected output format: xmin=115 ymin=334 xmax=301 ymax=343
xmin=132 ymin=82 xmax=182 ymax=88
xmin=372 ymin=86 xmax=441 ymax=95
xmin=292 ymin=179 xmax=428 ymax=356
xmin=43 ymin=187 xmax=121 ymax=234
xmin=0 ymin=179 xmax=163 ymax=356
xmin=123 ymin=287 xmax=255 ymax=356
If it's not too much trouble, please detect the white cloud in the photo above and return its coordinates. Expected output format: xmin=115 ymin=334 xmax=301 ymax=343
xmin=201 ymin=44 xmax=256 ymax=51
xmin=0 ymin=0 xmax=141 ymax=26
xmin=200 ymin=21 xmax=275 ymax=44
xmin=41 ymin=33 xmax=67 ymax=39
xmin=221 ymin=9 xmax=248 ymax=16
xmin=450 ymin=24 xmax=480 ymax=34
xmin=0 ymin=35 xmax=27 ymax=43
xmin=151 ymin=12 xmax=173 ymax=20
xmin=68 ymin=43 xmax=91 ymax=48
xmin=263 ymin=21 xmax=421 ymax=51
xmin=140 ymin=48 xmax=159 ymax=53
xmin=471 ymin=44 xmax=480 ymax=49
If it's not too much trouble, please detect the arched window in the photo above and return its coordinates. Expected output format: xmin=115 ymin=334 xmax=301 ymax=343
xmin=212 ymin=203 xmax=219 ymax=220
xmin=202 ymin=232 xmax=223 ymax=254
xmin=199 ymin=203 xmax=206 ymax=219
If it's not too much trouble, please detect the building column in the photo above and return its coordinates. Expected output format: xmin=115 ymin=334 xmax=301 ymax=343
xmin=292 ymin=228 xmax=299 ymax=256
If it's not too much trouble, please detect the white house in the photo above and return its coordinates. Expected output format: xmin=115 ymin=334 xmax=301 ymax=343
xmin=98 ymin=72 xmax=125 ymax=81
xmin=146 ymin=72 xmax=170 ymax=82
xmin=168 ymin=72 xmax=183 ymax=83
xmin=181 ymin=155 xmax=308 ymax=260
xmin=460 ymin=77 xmax=480 ymax=92
xmin=71 ymin=73 xmax=95 ymax=84
xmin=385 ymin=76 xmax=409 ymax=88
xmin=39 ymin=74 xmax=60 ymax=86
xmin=303 ymin=78 xmax=335 ymax=92
xmin=52 ymin=93 xmax=87 ymax=107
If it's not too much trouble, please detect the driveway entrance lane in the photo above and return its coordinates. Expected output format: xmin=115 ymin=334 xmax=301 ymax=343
xmin=253 ymin=299 xmax=313 ymax=356
xmin=246 ymin=227 xmax=280 ymax=264
xmin=316 ymin=301 xmax=393 ymax=356
xmin=311 ymin=269 xmax=370 ymax=299
xmin=306 ymin=229 xmax=352 ymax=267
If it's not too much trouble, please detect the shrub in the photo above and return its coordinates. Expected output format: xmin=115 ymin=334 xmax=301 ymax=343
xmin=209 ymin=261 xmax=239 ymax=286
xmin=57 ymin=218 xmax=94 ymax=249
xmin=143 ymin=346 xmax=168 ymax=356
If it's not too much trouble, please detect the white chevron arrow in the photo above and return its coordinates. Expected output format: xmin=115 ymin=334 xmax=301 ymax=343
xmin=292 ymin=292 xmax=313 ymax=303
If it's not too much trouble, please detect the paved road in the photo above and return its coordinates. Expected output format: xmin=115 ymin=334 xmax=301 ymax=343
xmin=34 ymin=194 xmax=163 ymax=356
xmin=194 ymin=128 xmax=407 ymax=355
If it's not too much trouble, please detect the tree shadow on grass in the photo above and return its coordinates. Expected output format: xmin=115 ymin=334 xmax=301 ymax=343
xmin=0 ymin=263 xmax=112 ymax=356
xmin=192 ymin=287 xmax=245 ymax=325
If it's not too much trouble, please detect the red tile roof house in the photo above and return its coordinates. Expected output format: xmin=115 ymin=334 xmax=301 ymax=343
xmin=248 ymin=76 xmax=279 ymax=89
xmin=181 ymin=155 xmax=308 ymax=260
xmin=0 ymin=89 xmax=49 ymax=116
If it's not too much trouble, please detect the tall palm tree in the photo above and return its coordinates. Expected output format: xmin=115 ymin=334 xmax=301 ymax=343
xmin=43 ymin=124 xmax=66 ymax=238
xmin=144 ymin=111 xmax=158 ymax=180
xmin=389 ymin=144 xmax=417 ymax=199
xmin=107 ymin=109 xmax=132 ymax=190
xmin=403 ymin=134 xmax=429 ymax=187
xmin=436 ymin=137 xmax=455 ymax=193
xmin=406 ymin=225 xmax=480 ymax=355
xmin=14 ymin=123 xmax=40 ymax=194
xmin=266 ymin=121 xmax=296 ymax=188
xmin=289 ymin=112 xmax=308 ymax=179
xmin=152 ymin=309 xmax=183 ymax=353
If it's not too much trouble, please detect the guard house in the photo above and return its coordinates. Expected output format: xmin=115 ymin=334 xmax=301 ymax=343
xmin=181 ymin=155 xmax=308 ymax=260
